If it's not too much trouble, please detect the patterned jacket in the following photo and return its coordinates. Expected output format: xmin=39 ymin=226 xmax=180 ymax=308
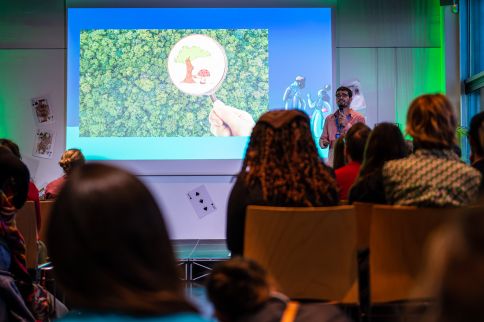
xmin=383 ymin=149 xmax=481 ymax=207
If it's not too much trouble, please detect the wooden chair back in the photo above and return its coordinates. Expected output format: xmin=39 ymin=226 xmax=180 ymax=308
xmin=244 ymin=205 xmax=358 ymax=303
xmin=369 ymin=205 xmax=458 ymax=303
xmin=15 ymin=201 xmax=38 ymax=270
xmin=353 ymin=202 xmax=373 ymax=250
xmin=39 ymin=200 xmax=55 ymax=245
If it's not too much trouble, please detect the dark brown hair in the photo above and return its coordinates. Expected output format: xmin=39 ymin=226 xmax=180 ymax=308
xmin=332 ymin=137 xmax=346 ymax=170
xmin=0 ymin=138 xmax=21 ymax=159
xmin=47 ymin=163 xmax=196 ymax=315
xmin=336 ymin=86 xmax=353 ymax=98
xmin=241 ymin=110 xmax=338 ymax=206
xmin=469 ymin=111 xmax=484 ymax=157
xmin=406 ymin=94 xmax=457 ymax=150
xmin=358 ymin=123 xmax=407 ymax=177
xmin=345 ymin=123 xmax=371 ymax=163
xmin=206 ymin=257 xmax=272 ymax=321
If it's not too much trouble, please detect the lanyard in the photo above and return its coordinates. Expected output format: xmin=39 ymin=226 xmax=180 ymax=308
xmin=334 ymin=110 xmax=351 ymax=136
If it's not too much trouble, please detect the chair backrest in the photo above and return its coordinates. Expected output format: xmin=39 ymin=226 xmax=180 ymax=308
xmin=39 ymin=200 xmax=55 ymax=245
xmin=244 ymin=205 xmax=358 ymax=302
xmin=15 ymin=201 xmax=38 ymax=270
xmin=369 ymin=205 xmax=458 ymax=303
xmin=353 ymin=202 xmax=373 ymax=250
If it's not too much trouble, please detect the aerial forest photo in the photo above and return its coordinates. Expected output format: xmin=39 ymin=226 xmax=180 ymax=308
xmin=79 ymin=29 xmax=269 ymax=137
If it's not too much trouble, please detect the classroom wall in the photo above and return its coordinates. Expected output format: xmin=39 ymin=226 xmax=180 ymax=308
xmin=0 ymin=0 xmax=456 ymax=239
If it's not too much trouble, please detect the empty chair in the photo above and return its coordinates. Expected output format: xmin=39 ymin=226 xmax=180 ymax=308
xmin=369 ymin=205 xmax=458 ymax=303
xmin=368 ymin=205 xmax=459 ymax=322
xmin=244 ymin=205 xmax=358 ymax=303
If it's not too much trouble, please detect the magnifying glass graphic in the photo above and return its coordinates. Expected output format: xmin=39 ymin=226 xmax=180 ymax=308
xmin=167 ymin=34 xmax=228 ymax=102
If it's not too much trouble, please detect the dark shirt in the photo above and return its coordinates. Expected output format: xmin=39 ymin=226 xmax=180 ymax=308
xmin=226 ymin=169 xmax=338 ymax=256
xmin=472 ymin=158 xmax=484 ymax=193
xmin=348 ymin=169 xmax=386 ymax=204
xmin=0 ymin=148 xmax=29 ymax=209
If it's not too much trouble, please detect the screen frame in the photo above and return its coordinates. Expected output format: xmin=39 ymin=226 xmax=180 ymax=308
xmin=65 ymin=1 xmax=336 ymax=175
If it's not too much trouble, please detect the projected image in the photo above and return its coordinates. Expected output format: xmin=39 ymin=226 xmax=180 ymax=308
xmin=67 ymin=8 xmax=333 ymax=161
xmin=79 ymin=29 xmax=268 ymax=137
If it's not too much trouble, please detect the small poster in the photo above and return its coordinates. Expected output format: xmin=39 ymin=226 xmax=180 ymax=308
xmin=33 ymin=128 xmax=55 ymax=159
xmin=31 ymin=97 xmax=54 ymax=124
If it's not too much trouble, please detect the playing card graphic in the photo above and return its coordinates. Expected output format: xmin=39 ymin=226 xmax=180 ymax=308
xmin=187 ymin=185 xmax=217 ymax=219
xmin=33 ymin=128 xmax=55 ymax=159
xmin=31 ymin=97 xmax=54 ymax=124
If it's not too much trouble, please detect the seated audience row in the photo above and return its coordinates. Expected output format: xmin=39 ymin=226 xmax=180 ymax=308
xmin=350 ymin=94 xmax=481 ymax=207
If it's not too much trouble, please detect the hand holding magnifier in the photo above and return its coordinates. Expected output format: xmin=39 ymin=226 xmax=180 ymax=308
xmin=168 ymin=34 xmax=254 ymax=136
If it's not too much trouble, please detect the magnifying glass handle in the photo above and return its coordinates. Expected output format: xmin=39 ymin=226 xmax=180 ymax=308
xmin=209 ymin=94 xmax=217 ymax=102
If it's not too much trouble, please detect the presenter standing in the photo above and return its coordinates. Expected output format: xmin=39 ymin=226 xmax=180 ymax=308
xmin=319 ymin=86 xmax=365 ymax=166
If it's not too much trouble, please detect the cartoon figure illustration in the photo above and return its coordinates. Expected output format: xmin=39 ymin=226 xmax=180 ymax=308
xmin=283 ymin=76 xmax=306 ymax=111
xmin=168 ymin=34 xmax=255 ymax=137
xmin=342 ymin=79 xmax=367 ymax=114
xmin=307 ymin=84 xmax=332 ymax=140
xmin=174 ymin=45 xmax=211 ymax=84
xmin=197 ymin=69 xmax=210 ymax=84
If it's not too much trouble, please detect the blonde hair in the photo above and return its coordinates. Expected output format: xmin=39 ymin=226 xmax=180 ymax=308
xmin=406 ymin=94 xmax=457 ymax=149
xmin=59 ymin=149 xmax=85 ymax=174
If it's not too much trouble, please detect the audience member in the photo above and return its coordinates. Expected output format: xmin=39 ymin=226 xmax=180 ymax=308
xmin=332 ymin=137 xmax=346 ymax=170
xmin=0 ymin=146 xmax=65 ymax=320
xmin=469 ymin=111 xmax=484 ymax=192
xmin=349 ymin=123 xmax=407 ymax=204
xmin=383 ymin=94 xmax=481 ymax=207
xmin=0 ymin=138 xmax=42 ymax=232
xmin=335 ymin=122 xmax=371 ymax=200
xmin=206 ymin=257 xmax=350 ymax=322
xmin=47 ymin=163 xmax=207 ymax=321
xmin=44 ymin=148 xmax=85 ymax=199
xmin=226 ymin=110 xmax=338 ymax=256
xmin=418 ymin=204 xmax=484 ymax=322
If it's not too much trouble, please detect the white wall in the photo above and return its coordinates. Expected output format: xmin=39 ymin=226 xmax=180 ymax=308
xmin=0 ymin=0 xmax=458 ymax=239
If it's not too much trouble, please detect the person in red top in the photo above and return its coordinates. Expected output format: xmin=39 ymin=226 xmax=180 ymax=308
xmin=45 ymin=148 xmax=85 ymax=199
xmin=335 ymin=123 xmax=371 ymax=200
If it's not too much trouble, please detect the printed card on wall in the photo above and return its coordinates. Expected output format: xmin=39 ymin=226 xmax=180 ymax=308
xmin=31 ymin=97 xmax=54 ymax=124
xmin=33 ymin=128 xmax=55 ymax=159
xmin=187 ymin=184 xmax=217 ymax=219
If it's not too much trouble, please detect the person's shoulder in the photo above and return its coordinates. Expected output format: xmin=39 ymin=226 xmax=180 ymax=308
xmin=455 ymin=160 xmax=482 ymax=179
xmin=325 ymin=112 xmax=336 ymax=120
xmin=350 ymin=109 xmax=365 ymax=120
xmin=383 ymin=156 xmax=413 ymax=174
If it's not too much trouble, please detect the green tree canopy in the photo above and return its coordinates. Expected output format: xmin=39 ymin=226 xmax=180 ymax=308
xmin=175 ymin=45 xmax=210 ymax=63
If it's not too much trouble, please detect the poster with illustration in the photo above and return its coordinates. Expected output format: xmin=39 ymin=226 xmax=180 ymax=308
xmin=33 ymin=129 xmax=55 ymax=159
xmin=31 ymin=97 xmax=54 ymax=124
